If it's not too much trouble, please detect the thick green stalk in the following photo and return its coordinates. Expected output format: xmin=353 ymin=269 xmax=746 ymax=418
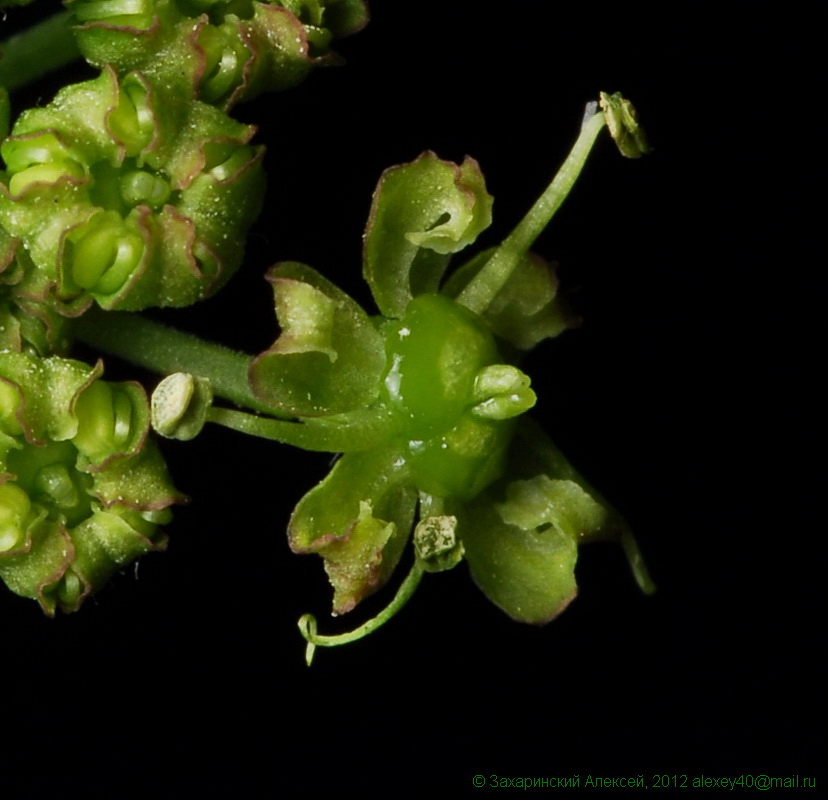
xmin=0 ymin=11 xmax=80 ymax=91
xmin=456 ymin=109 xmax=606 ymax=315
xmin=74 ymin=308 xmax=277 ymax=415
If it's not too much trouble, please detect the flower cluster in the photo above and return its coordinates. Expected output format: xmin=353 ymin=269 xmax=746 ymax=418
xmin=0 ymin=0 xmax=366 ymax=609
xmin=0 ymin=66 xmax=264 ymax=314
xmin=68 ymin=0 xmax=369 ymax=109
xmin=0 ymin=3 xmax=652 ymax=655
xmin=0 ymin=352 xmax=182 ymax=614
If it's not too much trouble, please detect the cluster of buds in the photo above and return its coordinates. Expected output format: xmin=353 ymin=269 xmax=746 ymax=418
xmin=68 ymin=0 xmax=369 ymax=109
xmin=0 ymin=66 xmax=264 ymax=313
xmin=0 ymin=352 xmax=182 ymax=614
xmin=0 ymin=0 xmax=368 ymax=342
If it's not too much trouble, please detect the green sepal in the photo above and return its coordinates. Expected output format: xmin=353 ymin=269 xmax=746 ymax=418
xmin=363 ymin=152 xmax=493 ymax=318
xmin=250 ymin=262 xmax=386 ymax=416
xmin=444 ymin=249 xmax=576 ymax=350
xmin=288 ymin=446 xmax=416 ymax=614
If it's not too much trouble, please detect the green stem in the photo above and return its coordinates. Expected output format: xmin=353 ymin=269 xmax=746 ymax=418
xmin=456 ymin=107 xmax=606 ymax=316
xmin=298 ymin=562 xmax=424 ymax=665
xmin=621 ymin=527 xmax=656 ymax=595
xmin=206 ymin=405 xmax=396 ymax=453
xmin=0 ymin=11 xmax=81 ymax=91
xmin=74 ymin=308 xmax=277 ymax=415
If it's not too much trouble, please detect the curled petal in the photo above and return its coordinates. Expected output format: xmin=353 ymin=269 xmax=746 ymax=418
xmin=363 ymin=152 xmax=493 ymax=318
xmin=288 ymin=446 xmax=416 ymax=614
xmin=460 ymin=493 xmax=579 ymax=625
xmin=250 ymin=262 xmax=386 ymax=416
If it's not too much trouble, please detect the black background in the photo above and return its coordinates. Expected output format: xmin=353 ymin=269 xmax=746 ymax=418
xmin=0 ymin=2 xmax=822 ymax=796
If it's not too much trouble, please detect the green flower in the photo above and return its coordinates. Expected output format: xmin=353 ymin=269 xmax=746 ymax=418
xmin=67 ymin=0 xmax=369 ymax=109
xmin=0 ymin=66 xmax=263 ymax=312
xmin=235 ymin=99 xmax=654 ymax=658
xmin=0 ymin=352 xmax=183 ymax=614
xmin=251 ymin=151 xmax=601 ymax=620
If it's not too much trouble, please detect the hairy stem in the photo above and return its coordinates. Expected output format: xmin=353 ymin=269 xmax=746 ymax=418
xmin=74 ymin=308 xmax=277 ymax=415
xmin=0 ymin=11 xmax=81 ymax=91
xmin=456 ymin=107 xmax=606 ymax=315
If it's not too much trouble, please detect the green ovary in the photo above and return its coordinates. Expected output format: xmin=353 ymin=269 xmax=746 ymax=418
xmin=383 ymin=293 xmax=511 ymax=499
